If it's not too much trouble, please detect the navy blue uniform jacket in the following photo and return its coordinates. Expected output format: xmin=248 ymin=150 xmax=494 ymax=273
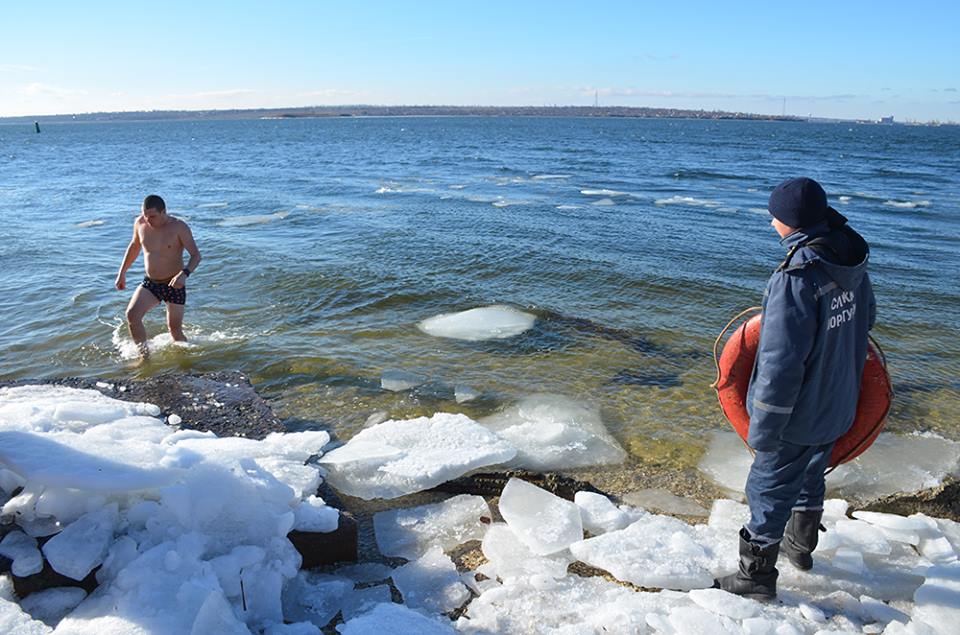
xmin=746 ymin=220 xmax=876 ymax=451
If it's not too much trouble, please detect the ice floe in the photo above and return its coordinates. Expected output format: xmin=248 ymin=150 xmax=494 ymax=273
xmin=374 ymin=494 xmax=491 ymax=559
xmin=318 ymin=413 xmax=516 ymax=500
xmin=479 ymin=394 xmax=626 ymax=471
xmin=417 ymin=305 xmax=536 ymax=341
xmin=698 ymin=430 xmax=960 ymax=501
xmin=392 ymin=546 xmax=471 ymax=613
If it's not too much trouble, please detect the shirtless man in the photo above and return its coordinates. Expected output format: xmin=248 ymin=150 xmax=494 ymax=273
xmin=115 ymin=195 xmax=201 ymax=357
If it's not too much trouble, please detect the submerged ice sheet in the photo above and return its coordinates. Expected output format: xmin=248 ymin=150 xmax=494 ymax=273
xmin=698 ymin=430 xmax=960 ymax=501
xmin=479 ymin=394 xmax=626 ymax=471
xmin=417 ymin=305 xmax=536 ymax=341
xmin=318 ymin=413 xmax=516 ymax=500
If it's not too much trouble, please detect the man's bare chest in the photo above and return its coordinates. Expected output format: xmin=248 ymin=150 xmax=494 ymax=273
xmin=139 ymin=225 xmax=181 ymax=253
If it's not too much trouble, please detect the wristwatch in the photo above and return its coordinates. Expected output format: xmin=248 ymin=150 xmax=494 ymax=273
xmin=182 ymin=268 xmax=191 ymax=277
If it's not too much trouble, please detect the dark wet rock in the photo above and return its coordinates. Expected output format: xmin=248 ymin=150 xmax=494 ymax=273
xmin=11 ymin=561 xmax=99 ymax=598
xmin=434 ymin=469 xmax=608 ymax=502
xmin=290 ymin=510 xmax=359 ymax=568
xmin=1 ymin=371 xmax=284 ymax=439
xmin=863 ymin=477 xmax=960 ymax=522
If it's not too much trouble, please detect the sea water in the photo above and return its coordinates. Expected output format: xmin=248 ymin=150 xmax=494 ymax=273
xmin=1 ymin=116 xmax=957 ymax=467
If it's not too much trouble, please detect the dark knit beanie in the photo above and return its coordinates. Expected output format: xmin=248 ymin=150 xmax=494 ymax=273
xmin=768 ymin=177 xmax=829 ymax=229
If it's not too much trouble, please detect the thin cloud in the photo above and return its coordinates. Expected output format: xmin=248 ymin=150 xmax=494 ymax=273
xmin=0 ymin=64 xmax=40 ymax=72
xmin=581 ymin=87 xmax=865 ymax=102
xmin=19 ymin=83 xmax=86 ymax=99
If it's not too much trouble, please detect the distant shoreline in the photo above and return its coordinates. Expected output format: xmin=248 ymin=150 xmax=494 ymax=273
xmin=0 ymin=104 xmax=827 ymax=125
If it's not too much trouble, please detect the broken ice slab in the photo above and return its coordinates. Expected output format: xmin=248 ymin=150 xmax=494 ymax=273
xmin=19 ymin=586 xmax=87 ymax=626
xmin=0 ymin=530 xmax=43 ymax=577
xmin=621 ymin=488 xmax=709 ymax=517
xmin=480 ymin=523 xmax=573 ymax=581
xmin=339 ymin=585 xmax=392 ymax=622
xmin=417 ymin=305 xmax=536 ymax=341
xmin=570 ymin=514 xmax=720 ymax=590
xmin=380 ymin=369 xmax=425 ymax=393
xmin=41 ymin=505 xmax=119 ymax=581
xmin=281 ymin=571 xmax=354 ymax=628
xmin=454 ymin=385 xmax=480 ymax=404
xmin=698 ymin=431 xmax=960 ymax=502
xmin=456 ymin=574 xmax=682 ymax=634
xmin=911 ymin=563 xmax=960 ymax=633
xmin=479 ymin=394 xmax=626 ymax=471
xmin=574 ymin=491 xmax=632 ymax=535
xmin=829 ymin=519 xmax=892 ymax=555
xmin=318 ymin=413 xmax=516 ymax=500
xmin=294 ymin=495 xmax=339 ymax=533
xmin=687 ymin=588 xmax=761 ymax=620
xmin=336 ymin=602 xmax=456 ymax=634
xmin=912 ymin=514 xmax=959 ymax=564
xmin=391 ymin=546 xmax=470 ymax=614
xmin=374 ymin=494 xmax=491 ymax=560
xmin=498 ymin=477 xmax=583 ymax=556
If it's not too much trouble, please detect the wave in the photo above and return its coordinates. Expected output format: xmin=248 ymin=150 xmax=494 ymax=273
xmin=884 ymin=199 xmax=932 ymax=209
xmin=580 ymin=188 xmax=629 ymax=197
xmin=838 ymin=196 xmax=852 ymax=204
xmin=217 ymin=211 xmax=290 ymax=227
xmin=374 ymin=184 xmax=435 ymax=194
xmin=671 ymin=169 xmax=753 ymax=181
xmin=654 ymin=196 xmax=720 ymax=208
xmin=531 ymin=174 xmax=571 ymax=180
xmin=197 ymin=202 xmax=229 ymax=208
xmin=111 ymin=323 xmax=247 ymax=360
xmin=76 ymin=219 xmax=105 ymax=228
xmin=591 ymin=198 xmax=616 ymax=206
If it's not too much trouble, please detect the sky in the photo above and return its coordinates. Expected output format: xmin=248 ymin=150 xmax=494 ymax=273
xmin=1 ymin=1 xmax=958 ymax=122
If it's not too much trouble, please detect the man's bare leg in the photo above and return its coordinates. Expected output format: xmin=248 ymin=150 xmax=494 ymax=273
xmin=166 ymin=302 xmax=187 ymax=342
xmin=126 ymin=286 xmax=160 ymax=357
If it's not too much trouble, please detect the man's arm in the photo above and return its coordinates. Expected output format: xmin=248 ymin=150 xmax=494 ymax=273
xmin=865 ymin=272 xmax=876 ymax=331
xmin=115 ymin=221 xmax=142 ymax=290
xmin=747 ymin=271 xmax=819 ymax=451
xmin=170 ymin=222 xmax=201 ymax=289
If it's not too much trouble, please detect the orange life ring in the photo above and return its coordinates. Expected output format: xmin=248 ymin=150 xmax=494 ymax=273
xmin=713 ymin=311 xmax=893 ymax=467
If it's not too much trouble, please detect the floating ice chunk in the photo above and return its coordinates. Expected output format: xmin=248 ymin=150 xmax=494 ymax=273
xmin=480 ymin=394 xmax=626 ymax=471
xmin=294 ymin=495 xmax=339 ymax=533
xmin=0 ymin=595 xmax=51 ymax=635
xmin=911 ymin=563 xmax=960 ymax=634
xmin=570 ymin=515 xmax=719 ymax=590
xmin=42 ymin=505 xmax=118 ymax=580
xmin=480 ymin=523 xmax=573 ymax=581
xmin=0 ymin=530 xmax=43 ymax=577
xmin=454 ymin=385 xmax=480 ymax=404
xmin=318 ymin=413 xmax=516 ymax=500
xmin=688 ymin=588 xmax=761 ymax=619
xmin=340 ymin=585 xmax=392 ymax=622
xmin=622 ymin=488 xmax=709 ymax=517
xmin=0 ymin=431 xmax=176 ymax=493
xmin=417 ymin=305 xmax=536 ymax=341
xmin=574 ymin=491 xmax=632 ymax=535
xmin=380 ymin=370 xmax=425 ymax=392
xmin=391 ymin=546 xmax=470 ymax=614
xmin=336 ymin=602 xmax=456 ymax=634
xmin=19 ymin=587 xmax=86 ymax=626
xmin=281 ymin=572 xmax=354 ymax=628
xmin=458 ymin=575 xmax=679 ymax=634
xmin=700 ymin=431 xmax=960 ymax=501
xmin=831 ymin=520 xmax=891 ymax=554
xmin=498 ymin=478 xmax=583 ymax=555
xmin=374 ymin=494 xmax=491 ymax=559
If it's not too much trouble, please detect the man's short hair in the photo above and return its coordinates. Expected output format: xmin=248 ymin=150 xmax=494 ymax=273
xmin=143 ymin=194 xmax=166 ymax=212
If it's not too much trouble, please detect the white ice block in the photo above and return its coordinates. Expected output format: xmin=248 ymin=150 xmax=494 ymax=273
xmin=318 ymin=413 xmax=516 ymax=500
xmin=0 ymin=530 xmax=43 ymax=577
xmin=374 ymin=494 xmax=491 ymax=560
xmin=498 ymin=478 xmax=583 ymax=556
xmin=574 ymin=491 xmax=632 ymax=535
xmin=336 ymin=602 xmax=455 ymax=634
xmin=417 ymin=305 xmax=535 ymax=341
xmin=42 ymin=506 xmax=118 ymax=580
xmin=480 ymin=523 xmax=572 ymax=581
xmin=391 ymin=546 xmax=470 ymax=614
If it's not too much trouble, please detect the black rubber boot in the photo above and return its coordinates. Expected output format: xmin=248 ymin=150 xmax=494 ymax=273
xmin=782 ymin=509 xmax=824 ymax=571
xmin=714 ymin=528 xmax=779 ymax=600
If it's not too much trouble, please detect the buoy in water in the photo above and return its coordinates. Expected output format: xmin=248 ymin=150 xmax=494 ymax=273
xmin=712 ymin=310 xmax=892 ymax=468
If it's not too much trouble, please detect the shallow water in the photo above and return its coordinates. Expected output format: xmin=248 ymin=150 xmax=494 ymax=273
xmin=2 ymin=116 xmax=958 ymax=467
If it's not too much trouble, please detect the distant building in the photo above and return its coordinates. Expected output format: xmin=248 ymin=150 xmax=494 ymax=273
xmin=879 ymin=116 xmax=894 ymax=124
